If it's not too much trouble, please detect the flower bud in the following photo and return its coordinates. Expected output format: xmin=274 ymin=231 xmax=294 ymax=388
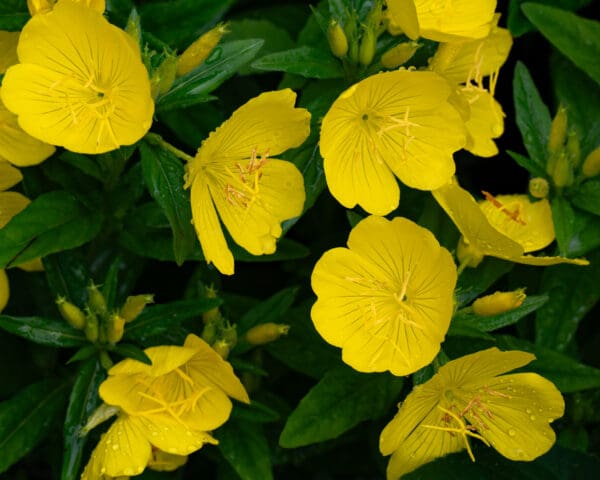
xmin=551 ymin=151 xmax=574 ymax=188
xmin=106 ymin=313 xmax=126 ymax=344
xmin=56 ymin=296 xmax=86 ymax=330
xmin=212 ymin=339 xmax=231 ymax=359
xmin=327 ymin=20 xmax=349 ymax=58
xmin=472 ymin=289 xmax=526 ymax=317
xmin=202 ymin=286 xmax=221 ymax=324
xmin=80 ymin=404 xmax=119 ymax=436
xmin=566 ymin=130 xmax=581 ymax=169
xmin=548 ymin=106 xmax=568 ymax=155
xmin=381 ymin=42 xmax=419 ymax=69
xmin=120 ymin=294 xmax=154 ymax=323
xmin=151 ymin=54 xmax=178 ymax=98
xmin=201 ymin=321 xmax=217 ymax=344
xmin=86 ymin=283 xmax=107 ymax=316
xmin=221 ymin=323 xmax=238 ymax=346
xmin=84 ymin=309 xmax=99 ymax=343
xmin=528 ymin=177 xmax=550 ymax=199
xmin=456 ymin=237 xmax=484 ymax=268
xmin=27 ymin=0 xmax=55 ymax=15
xmin=358 ymin=27 xmax=377 ymax=67
xmin=177 ymin=23 xmax=228 ymax=77
xmin=582 ymin=146 xmax=600 ymax=178
xmin=244 ymin=323 xmax=290 ymax=346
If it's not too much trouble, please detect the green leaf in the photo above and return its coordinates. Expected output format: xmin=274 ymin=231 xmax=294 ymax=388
xmin=507 ymin=150 xmax=547 ymax=178
xmin=43 ymin=252 xmax=91 ymax=307
xmin=551 ymin=196 xmax=600 ymax=256
xmin=231 ymin=401 xmax=280 ymax=424
xmin=0 ymin=0 xmax=28 ymax=30
xmin=513 ymin=61 xmax=552 ymax=172
xmin=535 ymin=247 xmax=600 ymax=351
xmin=252 ymin=46 xmax=344 ymax=79
xmin=0 ymin=379 xmax=69 ymax=474
xmin=455 ymin=258 xmax=514 ymax=307
xmin=217 ymin=419 xmax=273 ymax=480
xmin=0 ymin=315 xmax=87 ymax=347
xmin=450 ymin=295 xmax=549 ymax=336
xmin=279 ymin=365 xmax=403 ymax=448
xmin=236 ymin=287 xmax=298 ymax=335
xmin=495 ymin=335 xmax=600 ymax=393
xmin=110 ymin=343 xmax=152 ymax=365
xmin=62 ymin=358 xmax=105 ymax=480
xmin=522 ymin=3 xmax=600 ymax=85
xmin=570 ymin=179 xmax=600 ymax=216
xmin=101 ymin=256 xmax=122 ymax=312
xmin=229 ymin=239 xmax=310 ymax=263
xmin=0 ymin=191 xmax=103 ymax=269
xmin=124 ymin=298 xmax=221 ymax=343
xmin=507 ymin=0 xmax=592 ymax=36
xmin=157 ymin=39 xmax=264 ymax=111
xmin=139 ymin=141 xmax=196 ymax=266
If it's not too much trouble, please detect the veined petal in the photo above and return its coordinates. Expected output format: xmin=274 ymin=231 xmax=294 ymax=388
xmin=196 ymin=89 xmax=310 ymax=162
xmin=190 ymin=173 xmax=234 ymax=275
xmin=0 ymin=31 xmax=19 ymax=73
xmin=106 ymin=346 xmax=197 ymax=377
xmin=148 ymin=450 xmax=188 ymax=472
xmin=1 ymin=0 xmax=153 ymax=154
xmin=81 ymin=416 xmax=151 ymax=479
xmin=385 ymin=0 xmax=420 ymax=39
xmin=0 ymin=93 xmax=55 ymax=167
xmin=509 ymin=254 xmax=589 ymax=266
xmin=0 ymin=191 xmax=29 ymax=228
xmin=0 ymin=161 xmax=22 ymax=191
xmin=462 ymin=87 xmax=504 ymax=158
xmin=0 ymin=269 xmax=8 ymax=312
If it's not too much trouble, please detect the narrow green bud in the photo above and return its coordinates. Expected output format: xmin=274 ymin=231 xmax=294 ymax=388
xmin=528 ymin=177 xmax=550 ymax=199
xmin=327 ymin=20 xmax=349 ymax=58
xmin=80 ymin=404 xmax=119 ymax=436
xmin=87 ymin=283 xmax=107 ymax=316
xmin=177 ymin=23 xmax=228 ymax=77
xmin=212 ymin=339 xmax=231 ymax=359
xmin=582 ymin=146 xmax=600 ymax=178
xmin=125 ymin=8 xmax=142 ymax=49
xmin=150 ymin=54 xmax=178 ymax=98
xmin=120 ymin=294 xmax=154 ymax=323
xmin=548 ymin=105 xmax=568 ymax=155
xmin=245 ymin=323 xmax=290 ymax=346
xmin=84 ymin=309 xmax=99 ymax=343
xmin=381 ymin=41 xmax=419 ymax=69
xmin=56 ymin=297 xmax=86 ymax=330
xmin=358 ymin=26 xmax=377 ymax=67
xmin=202 ymin=285 xmax=221 ymax=324
xmin=221 ymin=323 xmax=238 ymax=346
xmin=202 ymin=321 xmax=217 ymax=344
xmin=106 ymin=313 xmax=126 ymax=344
xmin=566 ymin=130 xmax=581 ymax=168
xmin=551 ymin=151 xmax=574 ymax=188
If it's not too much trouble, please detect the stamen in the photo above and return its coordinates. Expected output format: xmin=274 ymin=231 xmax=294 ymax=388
xmin=482 ymin=191 xmax=526 ymax=225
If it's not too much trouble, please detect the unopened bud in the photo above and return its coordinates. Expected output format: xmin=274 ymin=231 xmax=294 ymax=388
xmin=566 ymin=131 xmax=581 ymax=168
xmin=27 ymin=0 xmax=54 ymax=15
xmin=456 ymin=237 xmax=484 ymax=268
xmin=106 ymin=313 xmax=125 ymax=344
xmin=151 ymin=54 xmax=178 ymax=98
xmin=202 ymin=286 xmax=221 ymax=324
xmin=528 ymin=177 xmax=550 ymax=199
xmin=56 ymin=297 xmax=86 ymax=330
xmin=472 ymin=289 xmax=526 ymax=316
xmin=348 ymin=40 xmax=359 ymax=64
xmin=327 ymin=20 xmax=349 ymax=58
xmin=84 ymin=309 xmax=99 ymax=343
xmin=201 ymin=321 xmax=217 ymax=344
xmin=358 ymin=27 xmax=377 ymax=67
xmin=120 ymin=294 xmax=154 ymax=323
xmin=212 ymin=339 xmax=231 ymax=359
xmin=381 ymin=42 xmax=419 ymax=69
xmin=548 ymin=105 xmax=568 ymax=155
xmin=551 ymin=151 xmax=574 ymax=188
xmin=87 ymin=283 xmax=107 ymax=315
xmin=245 ymin=323 xmax=290 ymax=346
xmin=125 ymin=8 xmax=142 ymax=49
xmin=80 ymin=404 xmax=119 ymax=436
xmin=582 ymin=146 xmax=600 ymax=178
xmin=177 ymin=23 xmax=228 ymax=77
xmin=221 ymin=324 xmax=237 ymax=346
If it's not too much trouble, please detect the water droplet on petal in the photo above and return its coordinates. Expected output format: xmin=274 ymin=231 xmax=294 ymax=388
xmin=508 ymin=429 xmax=516 ymax=437
xmin=526 ymin=408 xmax=532 ymax=414
xmin=530 ymin=415 xmax=536 ymax=421
xmin=112 ymin=444 xmax=120 ymax=450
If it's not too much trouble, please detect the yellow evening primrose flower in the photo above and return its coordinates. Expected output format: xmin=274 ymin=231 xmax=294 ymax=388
xmin=1 ymin=0 xmax=153 ymax=154
xmin=319 ymin=70 xmax=466 ymax=215
xmin=311 ymin=216 xmax=457 ymax=376
xmin=27 ymin=0 xmax=105 ymax=15
xmin=380 ymin=347 xmax=564 ymax=479
xmin=386 ymin=0 xmax=497 ymax=42
xmin=430 ymin=18 xmax=513 ymax=157
xmin=432 ymin=180 xmax=589 ymax=267
xmin=185 ymin=89 xmax=310 ymax=275
xmin=82 ymin=334 xmax=249 ymax=479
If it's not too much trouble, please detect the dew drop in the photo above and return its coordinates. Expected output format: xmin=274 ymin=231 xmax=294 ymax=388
xmin=100 ymin=468 xmax=106 ymax=474
xmin=526 ymin=408 xmax=532 ymax=414
xmin=530 ymin=415 xmax=536 ymax=421
xmin=124 ymin=468 xmax=134 ymax=475
xmin=508 ymin=429 xmax=516 ymax=437
xmin=112 ymin=444 xmax=120 ymax=451
xmin=152 ymin=431 xmax=158 ymax=436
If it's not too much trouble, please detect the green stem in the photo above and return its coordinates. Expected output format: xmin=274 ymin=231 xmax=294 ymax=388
xmin=145 ymin=133 xmax=194 ymax=163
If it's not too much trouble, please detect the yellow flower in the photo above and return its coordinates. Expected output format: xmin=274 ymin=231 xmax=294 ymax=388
xmin=386 ymin=0 xmax=497 ymax=42
xmin=311 ymin=216 xmax=457 ymax=376
xmin=185 ymin=89 xmax=310 ymax=275
xmin=432 ymin=180 xmax=589 ymax=267
xmin=82 ymin=334 xmax=249 ymax=479
xmin=319 ymin=70 xmax=466 ymax=215
xmin=27 ymin=0 xmax=105 ymax=15
xmin=1 ymin=0 xmax=153 ymax=154
xmin=380 ymin=347 xmax=564 ymax=479
xmin=430 ymin=20 xmax=513 ymax=157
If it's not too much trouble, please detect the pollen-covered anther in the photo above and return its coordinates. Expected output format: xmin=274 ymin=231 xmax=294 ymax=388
xmin=225 ymin=183 xmax=250 ymax=207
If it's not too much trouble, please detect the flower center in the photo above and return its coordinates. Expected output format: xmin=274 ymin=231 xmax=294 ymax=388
xmin=224 ymin=146 xmax=270 ymax=208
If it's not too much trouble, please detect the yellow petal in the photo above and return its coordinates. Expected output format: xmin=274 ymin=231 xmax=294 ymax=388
xmin=0 ymin=31 xmax=19 ymax=74
xmin=106 ymin=345 xmax=197 ymax=377
xmin=385 ymin=0 xmax=420 ymax=40
xmin=311 ymin=216 xmax=456 ymax=376
xmin=463 ymin=372 xmax=564 ymax=461
xmin=148 ymin=450 xmax=188 ymax=472
xmin=462 ymin=87 xmax=504 ymax=158
xmin=0 ymin=269 xmax=9 ymax=312
xmin=510 ymin=254 xmax=589 ymax=266
xmin=1 ymin=0 xmax=153 ymax=154
xmin=0 ymin=191 xmax=29 ymax=228
xmin=81 ymin=416 xmax=151 ymax=479
xmin=0 ymin=92 xmax=55 ymax=167
xmin=190 ymin=173 xmax=234 ymax=275
xmin=0 ymin=161 xmax=22 ymax=191
xmin=194 ymin=89 xmax=310 ymax=161
xmin=479 ymin=195 xmax=554 ymax=252
xmin=184 ymin=334 xmax=250 ymax=404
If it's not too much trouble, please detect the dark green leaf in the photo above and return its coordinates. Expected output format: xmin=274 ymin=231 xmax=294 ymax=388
xmin=229 ymin=239 xmax=309 ymax=263
xmin=43 ymin=252 xmax=91 ymax=307
xmin=0 ymin=0 xmax=28 ymax=30
xmin=280 ymin=365 xmax=403 ymax=448
xmin=570 ymin=179 xmax=600 ymax=215
xmin=110 ymin=343 xmax=152 ymax=365
xmin=455 ymin=258 xmax=514 ymax=307
xmin=252 ymin=46 xmax=344 ymax=79
xmin=522 ymin=3 xmax=600 ymax=85
xmin=124 ymin=298 xmax=221 ymax=343
xmin=157 ymin=39 xmax=264 ymax=111
xmin=101 ymin=256 xmax=122 ymax=311
xmin=140 ymin=140 xmax=196 ymax=265
xmin=217 ymin=419 xmax=273 ymax=480
xmin=0 ymin=379 xmax=69 ymax=474
xmin=0 ymin=315 xmax=87 ymax=347
xmin=507 ymin=150 xmax=547 ymax=178
xmin=58 ymin=152 xmax=104 ymax=182
xmin=0 ymin=191 xmax=103 ymax=269
xmin=507 ymin=0 xmax=592 ymax=36
xmin=62 ymin=358 xmax=105 ymax=480
xmin=551 ymin=196 xmax=600 ymax=256
xmin=513 ymin=61 xmax=552 ymax=172
xmin=495 ymin=335 xmax=600 ymax=393
xmin=66 ymin=345 xmax=98 ymax=364
xmin=236 ymin=287 xmax=298 ymax=335
xmin=535 ymin=248 xmax=600 ymax=351
xmin=231 ymin=401 xmax=280 ymax=424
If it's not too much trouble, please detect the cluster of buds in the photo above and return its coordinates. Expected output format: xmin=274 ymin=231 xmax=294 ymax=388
xmin=56 ymin=283 xmax=154 ymax=346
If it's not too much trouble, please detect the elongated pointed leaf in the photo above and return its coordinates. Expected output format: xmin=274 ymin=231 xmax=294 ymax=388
xmin=0 ymin=315 xmax=87 ymax=347
xmin=0 ymin=379 xmax=69 ymax=473
xmin=43 ymin=252 xmax=91 ymax=307
xmin=252 ymin=46 xmax=344 ymax=79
